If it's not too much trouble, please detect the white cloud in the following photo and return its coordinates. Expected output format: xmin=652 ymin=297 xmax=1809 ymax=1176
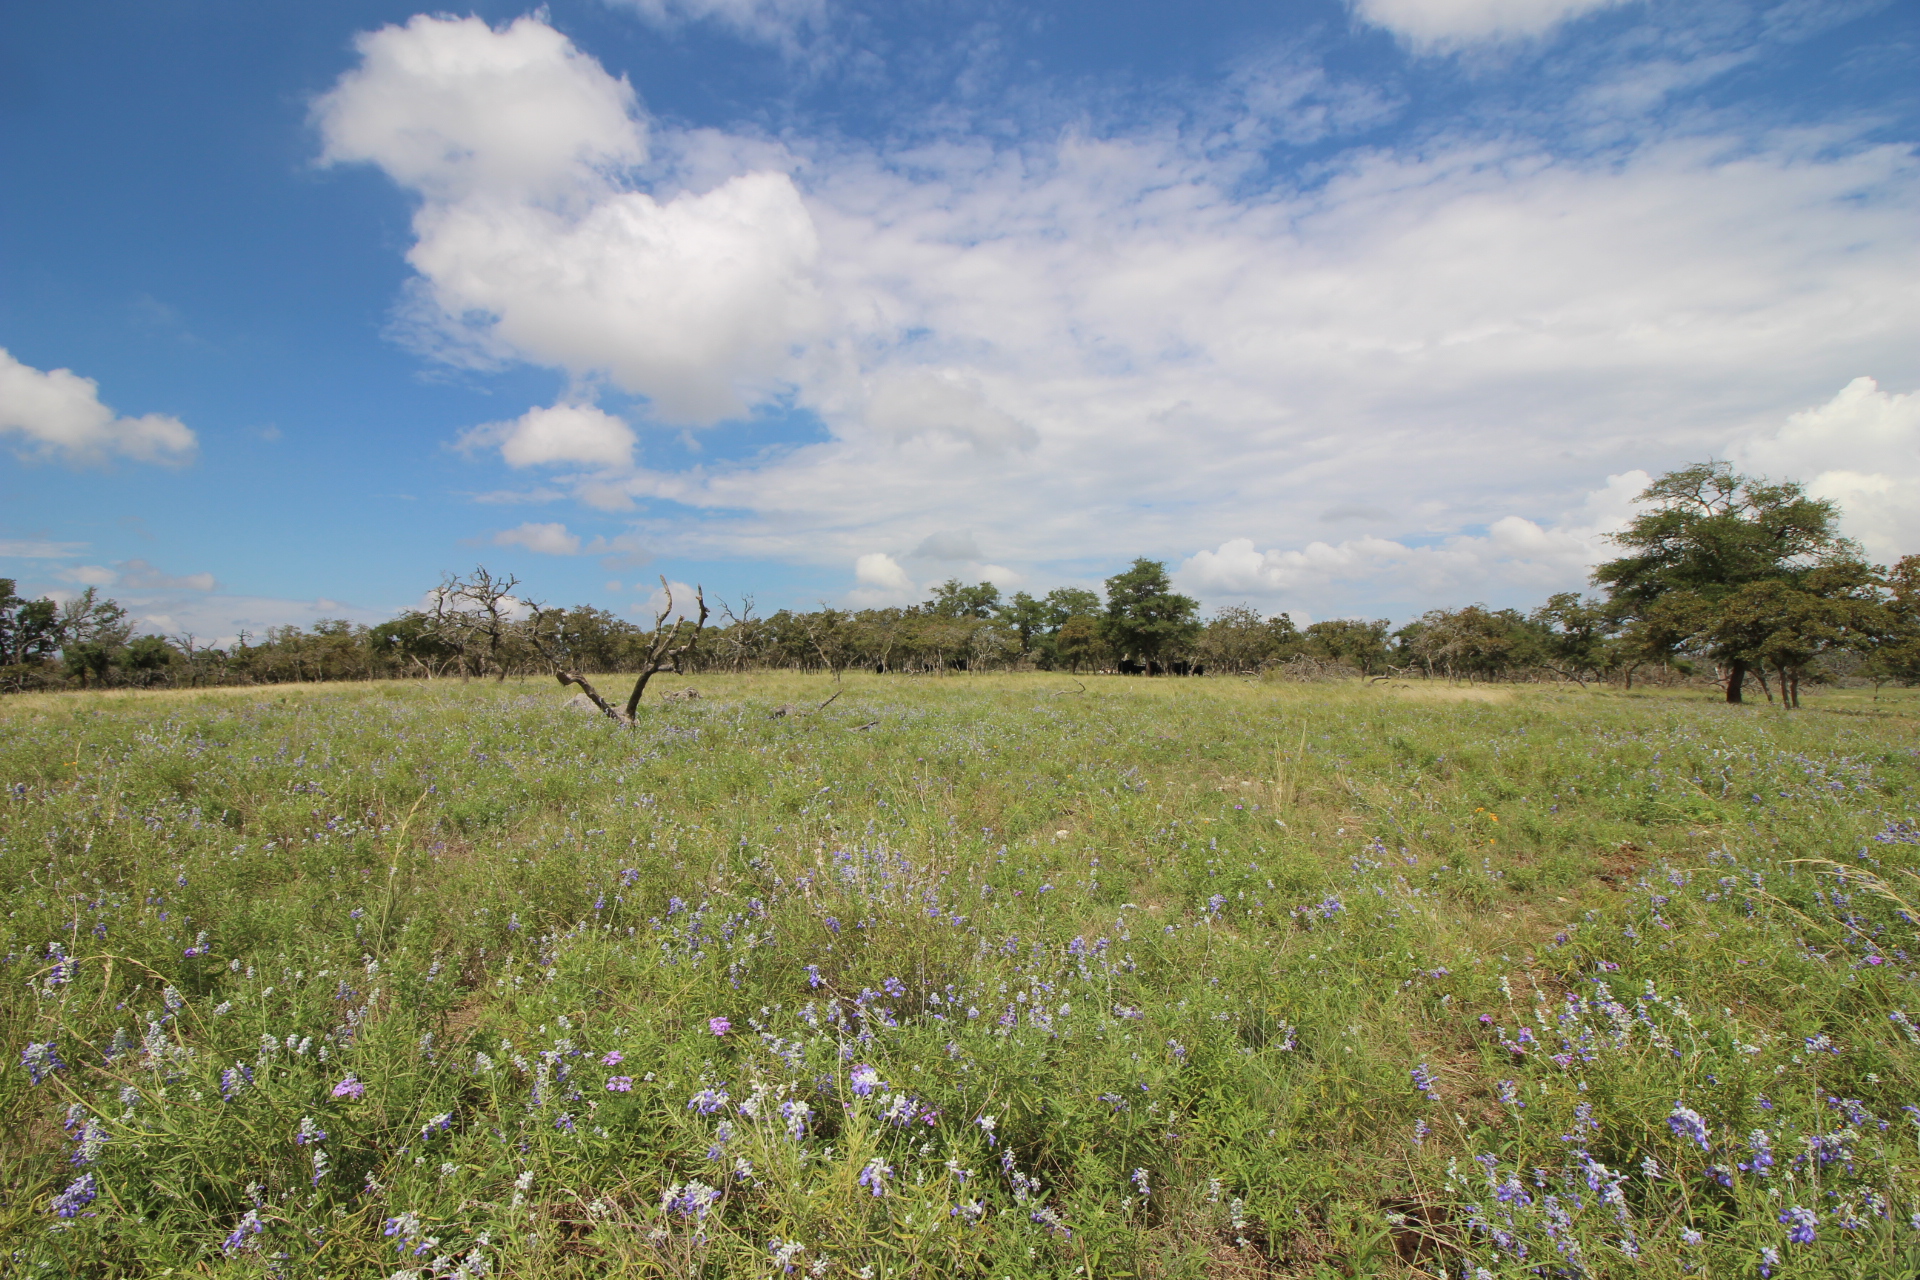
xmin=116 ymin=559 xmax=218 ymax=592
xmin=318 ymin=15 xmax=823 ymax=424
xmin=314 ymin=14 xmax=645 ymax=203
xmin=1174 ymin=471 xmax=1647 ymax=609
xmin=54 ymin=558 xmax=218 ymax=592
xmin=855 ymin=551 xmax=912 ymax=589
xmin=635 ymin=578 xmax=702 ymax=620
xmin=0 ymin=539 xmax=86 ymax=559
xmin=606 ymin=0 xmax=827 ymax=50
xmin=1728 ymin=377 xmax=1920 ymax=563
xmin=0 ymin=348 xmax=196 ymax=466
xmin=909 ymin=530 xmax=982 ymax=561
xmin=493 ymin=522 xmax=584 ymax=555
xmin=1350 ymin=0 xmax=1628 ymax=49
xmin=863 ymin=368 xmax=1036 ymax=454
xmin=325 ymin=16 xmax=1920 ymax=617
xmin=463 ymin=403 xmax=638 ymax=470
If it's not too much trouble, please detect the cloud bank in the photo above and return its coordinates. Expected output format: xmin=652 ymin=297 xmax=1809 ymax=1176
xmin=317 ymin=13 xmax=1920 ymax=615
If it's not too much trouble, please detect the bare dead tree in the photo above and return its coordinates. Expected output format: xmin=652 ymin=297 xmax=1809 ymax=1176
xmin=715 ymin=594 xmax=761 ymax=673
xmin=428 ymin=567 xmax=521 ymax=680
xmin=524 ymin=603 xmax=628 ymax=723
xmin=623 ymin=576 xmax=709 ymax=719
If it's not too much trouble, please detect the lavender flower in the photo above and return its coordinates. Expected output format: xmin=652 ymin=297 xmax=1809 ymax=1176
xmin=1411 ymin=1063 xmax=1440 ymax=1101
xmin=607 ymin=1075 xmax=634 ymax=1092
xmin=850 ymin=1064 xmax=883 ymax=1097
xmin=709 ymin=1016 xmax=732 ymax=1036
xmin=70 ymin=1117 xmax=107 ymax=1166
xmin=688 ymin=1086 xmax=730 ymax=1114
xmin=21 ymin=1041 xmax=64 ymax=1085
xmin=1779 ymin=1205 xmax=1817 ymax=1245
xmin=50 ymin=1173 xmax=97 ymax=1218
xmin=1758 ymin=1246 xmax=1780 ymax=1277
xmin=222 ymin=1209 xmax=265 ymax=1252
xmin=1131 ymin=1168 xmax=1151 ymax=1197
xmin=1668 ymin=1104 xmax=1711 ymax=1151
xmin=330 ymin=1075 xmax=365 ymax=1100
xmin=601 ymin=1050 xmax=624 ymax=1066
xmin=857 ymin=1157 xmax=892 ymax=1196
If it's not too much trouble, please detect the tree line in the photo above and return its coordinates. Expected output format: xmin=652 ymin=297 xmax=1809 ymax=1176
xmin=5 ymin=462 xmax=1917 ymax=702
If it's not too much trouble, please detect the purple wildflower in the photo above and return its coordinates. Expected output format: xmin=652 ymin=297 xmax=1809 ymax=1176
xmin=50 ymin=1173 xmax=97 ymax=1218
xmin=709 ymin=1016 xmax=732 ymax=1037
xmin=1779 ymin=1205 xmax=1817 ymax=1245
xmin=857 ymin=1157 xmax=892 ymax=1196
xmin=1667 ymin=1104 xmax=1710 ymax=1151
xmin=606 ymin=1076 xmax=634 ymax=1092
xmin=21 ymin=1041 xmax=64 ymax=1085
xmin=330 ymin=1075 xmax=365 ymax=1100
xmin=601 ymin=1050 xmax=624 ymax=1066
xmin=850 ymin=1064 xmax=883 ymax=1097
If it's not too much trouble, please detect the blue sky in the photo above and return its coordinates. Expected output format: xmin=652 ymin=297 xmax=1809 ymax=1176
xmin=2 ymin=0 xmax=1916 ymax=642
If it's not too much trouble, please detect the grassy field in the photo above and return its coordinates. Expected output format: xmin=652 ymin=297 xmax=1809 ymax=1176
xmin=4 ymin=672 xmax=1919 ymax=1279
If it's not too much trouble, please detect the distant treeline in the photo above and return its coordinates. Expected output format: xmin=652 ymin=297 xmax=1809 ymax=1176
xmin=6 ymin=464 xmax=1919 ymax=701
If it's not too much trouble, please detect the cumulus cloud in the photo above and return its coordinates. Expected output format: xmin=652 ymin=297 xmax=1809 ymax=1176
xmin=322 ymin=15 xmax=1920 ymax=617
xmin=493 ymin=521 xmax=584 ymax=555
xmin=317 ymin=15 xmax=823 ymax=424
xmin=0 ymin=349 xmax=196 ymax=466
xmin=462 ymin=403 xmax=638 ymax=470
xmin=1350 ymin=0 xmax=1627 ymax=49
xmin=855 ymin=551 xmax=913 ymax=590
xmin=1729 ymin=377 xmax=1920 ymax=563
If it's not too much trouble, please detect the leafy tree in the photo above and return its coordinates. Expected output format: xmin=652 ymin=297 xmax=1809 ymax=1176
xmin=1406 ymin=606 xmax=1533 ymax=681
xmin=1594 ymin=461 xmax=1865 ymax=703
xmin=1100 ymin=559 xmax=1200 ymax=672
xmin=1053 ymin=615 xmax=1106 ymax=672
xmin=1 ymin=580 xmax=63 ymax=668
xmin=927 ymin=580 xmax=1001 ymax=619
xmin=1699 ymin=562 xmax=1891 ymax=706
xmin=1301 ymin=617 xmax=1391 ymax=675
xmin=1196 ymin=604 xmax=1278 ymax=674
xmin=997 ymin=591 xmax=1049 ymax=656
xmin=1866 ymin=555 xmax=1920 ymax=688
xmin=1527 ymin=592 xmax=1619 ymax=685
xmin=1040 ymin=588 xmax=1101 ymax=628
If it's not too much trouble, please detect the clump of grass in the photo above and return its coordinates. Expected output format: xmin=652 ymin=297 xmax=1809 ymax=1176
xmin=3 ymin=674 xmax=1918 ymax=1277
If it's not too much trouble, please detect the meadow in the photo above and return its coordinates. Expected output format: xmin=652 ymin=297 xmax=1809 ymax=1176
xmin=3 ymin=671 xmax=1918 ymax=1279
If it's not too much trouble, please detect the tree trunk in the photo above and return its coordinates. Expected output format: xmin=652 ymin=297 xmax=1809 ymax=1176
xmin=1725 ymin=658 xmax=1746 ymax=703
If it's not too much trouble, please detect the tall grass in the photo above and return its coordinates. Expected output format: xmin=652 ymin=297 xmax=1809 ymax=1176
xmin=3 ymin=673 xmax=1918 ymax=1278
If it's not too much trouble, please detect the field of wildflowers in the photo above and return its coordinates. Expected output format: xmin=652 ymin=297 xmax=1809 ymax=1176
xmin=3 ymin=672 xmax=1919 ymax=1278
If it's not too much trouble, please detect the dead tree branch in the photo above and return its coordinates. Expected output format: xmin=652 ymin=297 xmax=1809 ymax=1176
xmin=624 ymin=576 xmax=709 ymax=720
xmin=524 ymin=603 xmax=627 ymax=724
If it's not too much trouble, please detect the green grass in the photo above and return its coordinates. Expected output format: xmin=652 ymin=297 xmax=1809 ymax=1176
xmin=4 ymin=672 xmax=1920 ymax=1278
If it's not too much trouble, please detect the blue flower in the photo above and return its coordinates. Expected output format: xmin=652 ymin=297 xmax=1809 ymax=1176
xmin=50 ymin=1173 xmax=97 ymax=1218
xmin=1779 ymin=1205 xmax=1817 ymax=1245
xmin=1667 ymin=1104 xmax=1711 ymax=1151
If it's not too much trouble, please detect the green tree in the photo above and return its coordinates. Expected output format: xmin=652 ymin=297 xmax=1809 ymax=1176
xmin=1301 ymin=617 xmax=1391 ymax=675
xmin=1527 ymin=592 xmax=1620 ymax=685
xmin=996 ymin=591 xmax=1049 ymax=657
xmin=927 ymin=580 xmax=1001 ymax=619
xmin=1099 ymin=559 xmax=1200 ymax=673
xmin=1593 ymin=461 xmax=1864 ymax=703
xmin=1052 ymin=615 xmax=1107 ymax=672
xmin=1196 ymin=604 xmax=1278 ymax=674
